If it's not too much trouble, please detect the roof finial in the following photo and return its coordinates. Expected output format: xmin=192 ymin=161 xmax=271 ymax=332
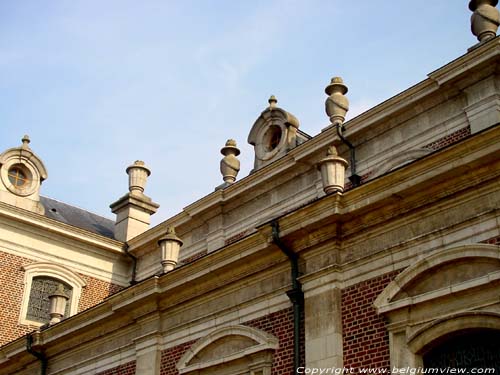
xmin=21 ymin=135 xmax=30 ymax=149
xmin=220 ymin=139 xmax=241 ymax=185
xmin=268 ymin=95 xmax=278 ymax=108
xmin=469 ymin=0 xmax=499 ymax=43
xmin=324 ymin=77 xmax=349 ymax=128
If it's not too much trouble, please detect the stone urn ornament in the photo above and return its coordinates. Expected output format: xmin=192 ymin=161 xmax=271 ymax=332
xmin=318 ymin=145 xmax=349 ymax=194
xmin=470 ymin=0 xmax=500 ymax=42
xmin=158 ymin=227 xmax=183 ymax=273
xmin=126 ymin=160 xmax=151 ymax=195
xmin=48 ymin=284 xmax=69 ymax=325
xmin=325 ymin=77 xmax=349 ymax=126
xmin=220 ymin=139 xmax=240 ymax=184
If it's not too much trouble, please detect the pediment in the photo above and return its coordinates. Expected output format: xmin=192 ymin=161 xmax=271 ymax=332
xmin=189 ymin=335 xmax=258 ymax=365
xmin=393 ymin=257 xmax=500 ymax=301
xmin=374 ymin=244 xmax=500 ymax=314
xmin=177 ymin=325 xmax=279 ymax=374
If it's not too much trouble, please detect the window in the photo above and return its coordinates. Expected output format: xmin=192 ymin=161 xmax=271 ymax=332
xmin=26 ymin=277 xmax=72 ymax=323
xmin=8 ymin=166 xmax=30 ymax=187
xmin=20 ymin=263 xmax=86 ymax=326
xmin=263 ymin=125 xmax=282 ymax=152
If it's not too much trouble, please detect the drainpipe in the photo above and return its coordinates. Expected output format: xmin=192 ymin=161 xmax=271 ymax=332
xmin=26 ymin=332 xmax=47 ymax=375
xmin=335 ymin=123 xmax=361 ymax=187
xmin=271 ymin=220 xmax=303 ymax=374
xmin=124 ymin=243 xmax=137 ymax=285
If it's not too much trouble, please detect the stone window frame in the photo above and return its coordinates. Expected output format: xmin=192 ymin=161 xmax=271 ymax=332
xmin=374 ymin=244 xmax=500 ymax=367
xmin=20 ymin=262 xmax=86 ymax=327
xmin=177 ymin=325 xmax=279 ymax=375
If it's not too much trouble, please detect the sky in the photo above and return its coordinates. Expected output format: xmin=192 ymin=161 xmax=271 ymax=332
xmin=0 ymin=1 xmax=478 ymax=225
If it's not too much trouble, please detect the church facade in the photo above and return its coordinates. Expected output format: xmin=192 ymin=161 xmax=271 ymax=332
xmin=1 ymin=2 xmax=500 ymax=374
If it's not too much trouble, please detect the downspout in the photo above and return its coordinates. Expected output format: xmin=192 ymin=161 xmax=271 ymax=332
xmin=124 ymin=243 xmax=137 ymax=285
xmin=271 ymin=220 xmax=303 ymax=374
xmin=335 ymin=123 xmax=361 ymax=187
xmin=26 ymin=332 xmax=47 ymax=375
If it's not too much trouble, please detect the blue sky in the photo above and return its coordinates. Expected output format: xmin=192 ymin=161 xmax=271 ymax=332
xmin=1 ymin=1 xmax=476 ymax=225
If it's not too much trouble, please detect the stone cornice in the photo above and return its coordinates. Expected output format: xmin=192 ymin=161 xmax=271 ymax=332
xmin=0 ymin=201 xmax=124 ymax=254
xmin=128 ymin=40 xmax=500 ymax=252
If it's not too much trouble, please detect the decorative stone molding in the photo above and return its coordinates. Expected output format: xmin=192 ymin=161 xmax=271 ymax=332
xmin=0 ymin=135 xmax=48 ymax=214
xmin=407 ymin=311 xmax=500 ymax=354
xmin=220 ymin=139 xmax=240 ymax=184
xmin=20 ymin=262 xmax=86 ymax=327
xmin=371 ymin=148 xmax=432 ymax=178
xmin=470 ymin=0 xmax=500 ymax=42
xmin=177 ymin=325 xmax=279 ymax=375
xmin=374 ymin=244 xmax=500 ymax=367
xmin=374 ymin=244 xmax=500 ymax=312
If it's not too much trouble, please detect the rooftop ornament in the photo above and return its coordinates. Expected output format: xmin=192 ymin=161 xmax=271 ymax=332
xmin=318 ymin=146 xmax=349 ymax=194
xmin=470 ymin=0 xmax=499 ymax=43
xmin=325 ymin=77 xmax=349 ymax=127
xmin=126 ymin=160 xmax=151 ymax=195
xmin=220 ymin=139 xmax=241 ymax=185
xmin=158 ymin=227 xmax=183 ymax=273
xmin=268 ymin=95 xmax=278 ymax=109
xmin=324 ymin=77 xmax=361 ymax=187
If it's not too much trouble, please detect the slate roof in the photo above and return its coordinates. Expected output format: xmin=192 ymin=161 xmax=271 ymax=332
xmin=40 ymin=196 xmax=116 ymax=239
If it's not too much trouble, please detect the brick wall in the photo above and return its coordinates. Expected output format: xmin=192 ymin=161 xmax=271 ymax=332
xmin=0 ymin=251 xmax=35 ymax=346
xmin=245 ymin=307 xmax=304 ymax=375
xmin=78 ymin=274 xmax=123 ymax=312
xmin=342 ymin=271 xmax=401 ymax=369
xmin=159 ymin=307 xmax=301 ymax=375
xmin=96 ymin=361 xmax=136 ymax=375
xmin=423 ymin=126 xmax=471 ymax=151
xmin=159 ymin=339 xmax=196 ymax=375
xmin=0 ymin=250 xmax=123 ymax=347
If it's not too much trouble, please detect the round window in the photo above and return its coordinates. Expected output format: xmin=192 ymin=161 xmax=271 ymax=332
xmin=263 ymin=125 xmax=282 ymax=152
xmin=8 ymin=166 xmax=31 ymax=187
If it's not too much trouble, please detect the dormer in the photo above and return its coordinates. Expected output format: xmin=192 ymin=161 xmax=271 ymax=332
xmin=0 ymin=135 xmax=47 ymax=214
xmin=248 ymin=96 xmax=308 ymax=172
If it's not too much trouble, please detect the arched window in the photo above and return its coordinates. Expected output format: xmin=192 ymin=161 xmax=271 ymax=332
xmin=20 ymin=263 xmax=86 ymax=326
xmin=26 ymin=277 xmax=73 ymax=323
xmin=423 ymin=330 xmax=500 ymax=370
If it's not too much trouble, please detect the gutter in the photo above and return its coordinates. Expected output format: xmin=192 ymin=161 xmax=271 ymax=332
xmin=26 ymin=332 xmax=47 ymax=375
xmin=336 ymin=123 xmax=361 ymax=187
xmin=124 ymin=243 xmax=138 ymax=285
xmin=271 ymin=220 xmax=303 ymax=374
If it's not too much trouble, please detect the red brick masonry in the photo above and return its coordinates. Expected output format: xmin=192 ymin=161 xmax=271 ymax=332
xmin=96 ymin=361 xmax=136 ymax=375
xmin=342 ymin=271 xmax=401 ymax=369
xmin=0 ymin=250 xmax=123 ymax=346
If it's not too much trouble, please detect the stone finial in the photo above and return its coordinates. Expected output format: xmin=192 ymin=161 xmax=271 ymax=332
xmin=48 ymin=284 xmax=69 ymax=325
xmin=126 ymin=160 xmax=151 ymax=195
xmin=158 ymin=227 xmax=183 ymax=273
xmin=21 ymin=135 xmax=30 ymax=149
xmin=220 ymin=139 xmax=241 ymax=184
xmin=470 ymin=0 xmax=500 ymax=42
xmin=318 ymin=145 xmax=349 ymax=194
xmin=268 ymin=95 xmax=278 ymax=109
xmin=110 ymin=160 xmax=159 ymax=242
xmin=325 ymin=77 xmax=349 ymax=127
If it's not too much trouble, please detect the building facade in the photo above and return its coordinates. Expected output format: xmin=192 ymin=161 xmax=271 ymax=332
xmin=1 ymin=2 xmax=500 ymax=374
